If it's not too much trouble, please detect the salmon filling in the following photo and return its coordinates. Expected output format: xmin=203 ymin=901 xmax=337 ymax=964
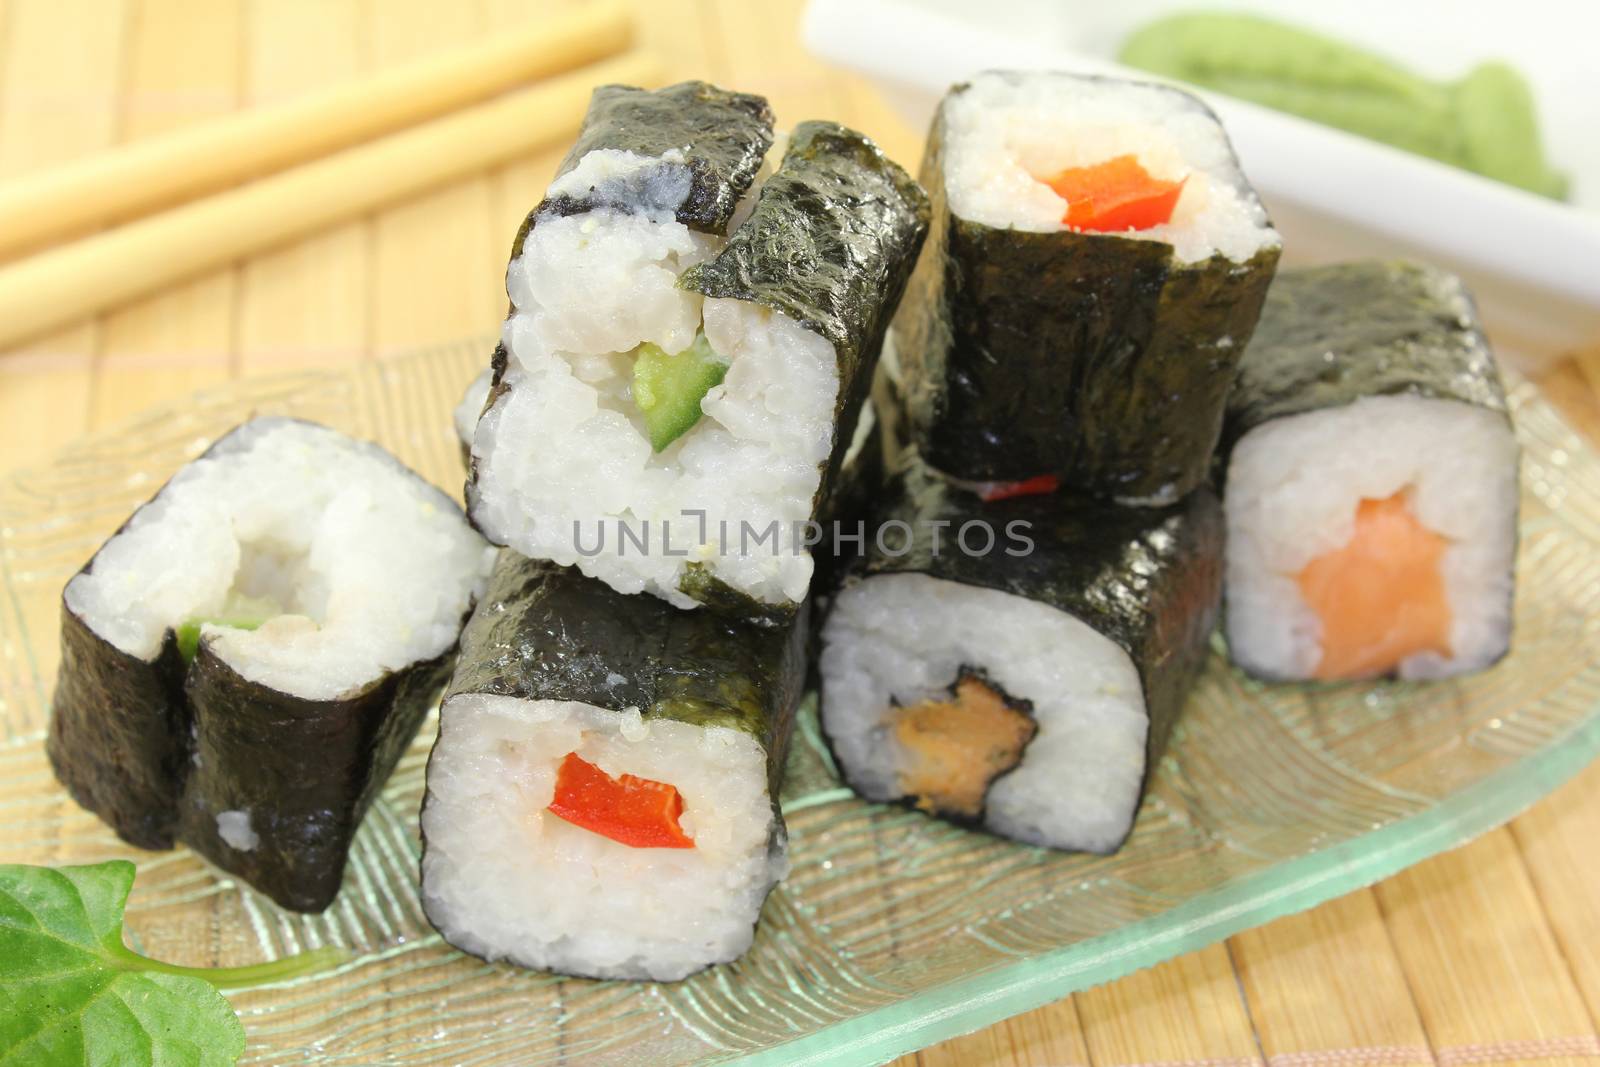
xmin=1298 ymin=493 xmax=1453 ymax=679
xmin=891 ymin=674 xmax=1037 ymax=817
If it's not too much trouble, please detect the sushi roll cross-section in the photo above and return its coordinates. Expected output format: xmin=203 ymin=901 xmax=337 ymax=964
xmin=421 ymin=553 xmax=806 ymax=981
xmin=819 ymin=453 xmax=1223 ymax=853
xmin=466 ymin=81 xmax=928 ymax=623
xmin=1222 ymin=261 xmax=1519 ymax=682
xmin=50 ymin=417 xmax=494 ymax=911
xmin=894 ymin=70 xmax=1281 ymax=504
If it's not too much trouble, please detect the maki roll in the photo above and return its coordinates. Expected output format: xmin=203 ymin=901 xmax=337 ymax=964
xmin=818 ymin=452 xmax=1223 ymax=852
xmin=50 ymin=418 xmax=493 ymax=910
xmin=421 ymin=553 xmax=805 ymax=981
xmin=467 ymin=80 xmax=929 ymax=621
xmin=895 ymin=70 xmax=1281 ymax=504
xmin=1223 ymin=261 xmax=1519 ymax=681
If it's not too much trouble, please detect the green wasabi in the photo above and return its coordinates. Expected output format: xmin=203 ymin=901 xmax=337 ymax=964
xmin=1119 ymin=12 xmax=1567 ymax=198
xmin=631 ymin=330 xmax=729 ymax=452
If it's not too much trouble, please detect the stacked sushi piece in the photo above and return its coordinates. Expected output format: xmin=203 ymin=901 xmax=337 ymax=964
xmin=818 ymin=71 xmax=1519 ymax=854
xmin=820 ymin=71 xmax=1270 ymax=852
xmin=896 ymin=71 xmax=1281 ymax=505
xmin=432 ymin=82 xmax=930 ymax=980
xmin=462 ymin=83 xmax=927 ymax=620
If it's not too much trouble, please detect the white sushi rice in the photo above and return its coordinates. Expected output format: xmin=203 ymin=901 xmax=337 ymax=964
xmin=453 ymin=369 xmax=493 ymax=450
xmin=470 ymin=154 xmax=840 ymax=609
xmin=942 ymin=71 xmax=1279 ymax=264
xmin=216 ymin=810 xmax=259 ymax=852
xmin=1225 ymin=394 xmax=1519 ymax=680
xmin=820 ymin=573 xmax=1149 ymax=853
xmin=64 ymin=418 xmax=495 ymax=701
xmin=548 ymin=148 xmax=696 ymax=215
xmin=421 ymin=696 xmax=785 ymax=981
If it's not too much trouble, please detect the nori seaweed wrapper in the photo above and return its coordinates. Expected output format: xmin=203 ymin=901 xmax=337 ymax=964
xmin=810 ymin=362 xmax=903 ymax=597
xmin=48 ymin=608 xmax=187 ymax=850
xmin=1222 ymin=260 xmax=1511 ymax=457
xmin=824 ymin=445 xmax=1223 ymax=851
xmin=430 ymin=552 xmax=807 ymax=805
xmin=47 ymin=419 xmax=473 ymax=911
xmin=676 ymin=119 xmax=931 ymax=614
xmin=894 ymin=71 xmax=1280 ymax=503
xmin=178 ymin=647 xmax=454 ymax=913
xmin=537 ymin=81 xmax=774 ymax=234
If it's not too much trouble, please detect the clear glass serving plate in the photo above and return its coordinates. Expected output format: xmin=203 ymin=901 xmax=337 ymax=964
xmin=3 ymin=342 xmax=1598 ymax=1067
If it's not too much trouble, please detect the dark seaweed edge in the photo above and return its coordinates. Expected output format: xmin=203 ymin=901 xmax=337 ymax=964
xmin=1223 ymin=260 xmax=1512 ymax=454
xmin=47 ymin=607 xmax=188 ymax=850
xmin=180 ymin=640 xmax=455 ymax=913
xmin=543 ymin=81 xmax=774 ymax=235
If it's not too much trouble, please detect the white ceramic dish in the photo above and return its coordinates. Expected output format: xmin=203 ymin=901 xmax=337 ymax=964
xmin=803 ymin=0 xmax=1600 ymax=364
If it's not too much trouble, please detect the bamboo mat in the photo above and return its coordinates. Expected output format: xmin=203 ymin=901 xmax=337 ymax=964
xmin=2 ymin=2 xmax=1598 ymax=1065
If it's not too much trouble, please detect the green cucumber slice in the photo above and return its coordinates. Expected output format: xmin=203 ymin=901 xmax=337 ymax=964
xmin=175 ymin=616 xmax=269 ymax=663
xmin=631 ymin=331 xmax=729 ymax=453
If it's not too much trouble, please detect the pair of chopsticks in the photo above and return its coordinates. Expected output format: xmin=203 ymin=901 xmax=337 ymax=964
xmin=0 ymin=1 xmax=659 ymax=351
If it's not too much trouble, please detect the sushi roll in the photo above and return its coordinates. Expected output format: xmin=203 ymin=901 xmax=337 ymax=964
xmin=50 ymin=417 xmax=493 ymax=911
xmin=420 ymin=553 xmax=806 ymax=981
xmin=818 ymin=451 xmax=1223 ymax=852
xmin=894 ymin=70 xmax=1281 ymax=504
xmin=467 ymin=80 xmax=929 ymax=621
xmin=1222 ymin=260 xmax=1519 ymax=681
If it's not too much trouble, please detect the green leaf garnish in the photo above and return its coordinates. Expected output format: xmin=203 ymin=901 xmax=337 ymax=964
xmin=0 ymin=861 xmax=344 ymax=1066
xmin=631 ymin=330 xmax=730 ymax=452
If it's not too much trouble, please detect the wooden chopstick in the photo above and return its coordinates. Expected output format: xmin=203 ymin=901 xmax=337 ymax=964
xmin=0 ymin=52 xmax=661 ymax=351
xmin=0 ymin=1 xmax=632 ymax=261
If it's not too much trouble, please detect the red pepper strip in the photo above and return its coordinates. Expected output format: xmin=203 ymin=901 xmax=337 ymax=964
xmin=547 ymin=752 xmax=694 ymax=848
xmin=979 ymin=474 xmax=1060 ymax=503
xmin=1044 ymin=154 xmax=1186 ymax=232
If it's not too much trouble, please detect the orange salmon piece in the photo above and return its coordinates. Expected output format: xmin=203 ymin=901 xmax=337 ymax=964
xmin=1298 ymin=493 xmax=1452 ymax=679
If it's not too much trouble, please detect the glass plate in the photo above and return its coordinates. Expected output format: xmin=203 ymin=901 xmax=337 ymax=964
xmin=3 ymin=342 xmax=1598 ymax=1067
